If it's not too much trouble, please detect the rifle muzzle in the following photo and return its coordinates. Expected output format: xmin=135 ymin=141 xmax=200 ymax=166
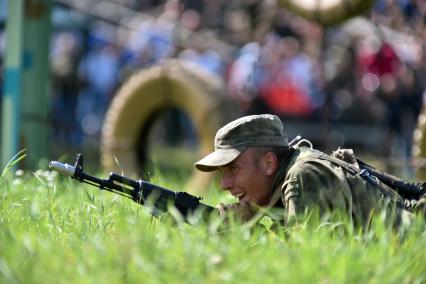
xmin=49 ymin=161 xmax=76 ymax=177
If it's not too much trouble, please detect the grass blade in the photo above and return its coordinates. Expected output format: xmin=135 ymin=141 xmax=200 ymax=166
xmin=0 ymin=149 xmax=27 ymax=184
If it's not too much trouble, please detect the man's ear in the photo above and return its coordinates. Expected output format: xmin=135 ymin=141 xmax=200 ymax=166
xmin=263 ymin=152 xmax=278 ymax=176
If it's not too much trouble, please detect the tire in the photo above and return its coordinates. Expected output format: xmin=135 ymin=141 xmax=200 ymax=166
xmin=101 ymin=59 xmax=238 ymax=194
xmin=413 ymin=108 xmax=426 ymax=180
xmin=277 ymin=0 xmax=376 ymax=26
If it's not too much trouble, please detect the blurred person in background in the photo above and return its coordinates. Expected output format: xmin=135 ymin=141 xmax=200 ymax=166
xmin=355 ymin=33 xmax=424 ymax=174
xmin=76 ymin=32 xmax=121 ymax=144
xmin=124 ymin=0 xmax=181 ymax=72
xmin=227 ymin=8 xmax=325 ymax=118
xmin=227 ymin=40 xmax=264 ymax=113
xmin=377 ymin=62 xmax=423 ymax=175
xmin=201 ymin=0 xmax=227 ymax=32
xmin=178 ymin=31 xmax=224 ymax=76
xmin=144 ymin=0 xmax=180 ymax=62
xmin=50 ymin=31 xmax=83 ymax=147
xmin=258 ymin=34 xmax=321 ymax=118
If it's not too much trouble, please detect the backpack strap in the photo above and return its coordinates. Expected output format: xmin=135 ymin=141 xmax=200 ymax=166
xmin=297 ymin=147 xmax=361 ymax=175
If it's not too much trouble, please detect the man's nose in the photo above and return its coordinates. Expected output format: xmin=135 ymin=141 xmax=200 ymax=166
xmin=220 ymin=172 xmax=233 ymax=191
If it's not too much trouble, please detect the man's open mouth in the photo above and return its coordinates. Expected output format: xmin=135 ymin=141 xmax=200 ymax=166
xmin=234 ymin=192 xmax=245 ymax=200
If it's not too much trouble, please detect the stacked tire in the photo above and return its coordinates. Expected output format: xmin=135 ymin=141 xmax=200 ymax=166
xmin=414 ymin=108 xmax=426 ymax=180
xmin=278 ymin=0 xmax=376 ymax=26
xmin=101 ymin=59 xmax=238 ymax=193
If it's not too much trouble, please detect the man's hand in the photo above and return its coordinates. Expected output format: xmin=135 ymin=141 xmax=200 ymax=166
xmin=217 ymin=201 xmax=257 ymax=222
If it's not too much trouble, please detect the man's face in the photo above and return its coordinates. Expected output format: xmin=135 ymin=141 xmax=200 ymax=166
xmin=218 ymin=148 xmax=274 ymax=206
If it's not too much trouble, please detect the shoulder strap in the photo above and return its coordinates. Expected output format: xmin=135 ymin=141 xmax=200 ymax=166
xmin=295 ymin=147 xmax=360 ymax=175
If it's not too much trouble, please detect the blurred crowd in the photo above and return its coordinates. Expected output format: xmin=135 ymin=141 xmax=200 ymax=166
xmin=0 ymin=0 xmax=425 ymax=172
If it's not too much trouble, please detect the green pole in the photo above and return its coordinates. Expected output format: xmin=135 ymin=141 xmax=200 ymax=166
xmin=20 ymin=0 xmax=52 ymax=168
xmin=1 ymin=0 xmax=52 ymax=169
xmin=1 ymin=0 xmax=25 ymax=169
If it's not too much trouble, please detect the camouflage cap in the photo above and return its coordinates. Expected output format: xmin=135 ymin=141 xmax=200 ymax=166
xmin=195 ymin=114 xmax=289 ymax=172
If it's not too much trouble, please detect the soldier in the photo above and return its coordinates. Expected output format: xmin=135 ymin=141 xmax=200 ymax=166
xmin=195 ymin=114 xmax=419 ymax=228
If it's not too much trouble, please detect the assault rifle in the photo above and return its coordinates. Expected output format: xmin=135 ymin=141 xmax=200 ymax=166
xmin=357 ymin=159 xmax=426 ymax=200
xmin=49 ymin=154 xmax=215 ymax=222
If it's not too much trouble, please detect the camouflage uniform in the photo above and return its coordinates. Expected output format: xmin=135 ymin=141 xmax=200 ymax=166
xmin=271 ymin=146 xmax=413 ymax=228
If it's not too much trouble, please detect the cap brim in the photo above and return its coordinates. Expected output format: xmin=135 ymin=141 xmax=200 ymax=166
xmin=195 ymin=148 xmax=243 ymax=172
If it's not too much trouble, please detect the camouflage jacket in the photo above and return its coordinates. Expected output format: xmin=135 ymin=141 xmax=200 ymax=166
xmin=269 ymin=146 xmax=413 ymax=228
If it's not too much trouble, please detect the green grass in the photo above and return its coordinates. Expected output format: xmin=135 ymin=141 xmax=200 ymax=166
xmin=0 ymin=165 xmax=426 ymax=284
